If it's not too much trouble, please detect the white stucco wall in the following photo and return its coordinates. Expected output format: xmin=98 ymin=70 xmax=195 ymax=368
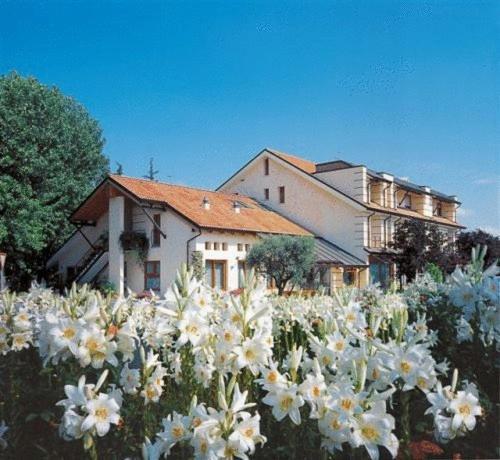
xmin=220 ymin=154 xmax=369 ymax=263
xmin=314 ymin=166 xmax=367 ymax=202
xmin=124 ymin=205 xmax=200 ymax=294
xmin=195 ymin=232 xmax=259 ymax=290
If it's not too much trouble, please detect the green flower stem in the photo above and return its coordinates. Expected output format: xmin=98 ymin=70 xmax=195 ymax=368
xmin=400 ymin=390 xmax=412 ymax=460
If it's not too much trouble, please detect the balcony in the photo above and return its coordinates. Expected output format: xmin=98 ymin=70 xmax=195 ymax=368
xmin=370 ymin=236 xmax=384 ymax=249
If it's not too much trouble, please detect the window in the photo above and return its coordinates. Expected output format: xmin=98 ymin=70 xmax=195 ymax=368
xmin=205 ymin=260 xmax=227 ymax=290
xmin=264 ymin=188 xmax=269 ymax=200
xmin=66 ymin=266 xmax=75 ymax=281
xmin=222 ymin=242 xmax=228 ymax=251
xmin=245 ymin=244 xmax=251 ymax=252
xmin=343 ymin=270 xmax=356 ymax=287
xmin=238 ymin=260 xmax=246 ymax=288
xmin=237 ymin=243 xmax=243 ymax=251
xmin=145 ymin=261 xmax=161 ymax=292
xmin=279 ymin=186 xmax=285 ymax=203
xmin=205 ymin=241 xmax=211 ymax=250
xmin=434 ymin=201 xmax=442 ymax=216
xmin=213 ymin=242 xmax=220 ymax=250
xmin=400 ymin=194 xmax=412 ymax=209
xmin=151 ymin=214 xmax=161 ymax=247
xmin=369 ymin=262 xmax=390 ymax=289
xmin=264 ymin=158 xmax=269 ymax=175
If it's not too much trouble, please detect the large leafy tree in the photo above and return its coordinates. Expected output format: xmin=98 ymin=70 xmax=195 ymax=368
xmin=246 ymin=235 xmax=315 ymax=295
xmin=0 ymin=73 xmax=108 ymax=289
xmin=390 ymin=219 xmax=450 ymax=281
xmin=453 ymin=229 xmax=499 ymax=268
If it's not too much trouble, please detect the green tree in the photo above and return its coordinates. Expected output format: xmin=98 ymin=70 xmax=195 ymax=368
xmin=190 ymin=250 xmax=204 ymax=281
xmin=390 ymin=219 xmax=450 ymax=281
xmin=246 ymin=235 xmax=315 ymax=295
xmin=0 ymin=73 xmax=108 ymax=290
xmin=452 ymin=229 xmax=500 ymax=269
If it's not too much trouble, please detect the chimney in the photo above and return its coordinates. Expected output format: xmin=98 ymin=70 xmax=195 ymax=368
xmin=233 ymin=201 xmax=241 ymax=214
xmin=202 ymin=197 xmax=210 ymax=210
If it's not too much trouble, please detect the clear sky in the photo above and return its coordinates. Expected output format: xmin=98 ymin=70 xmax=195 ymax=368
xmin=1 ymin=1 xmax=499 ymax=233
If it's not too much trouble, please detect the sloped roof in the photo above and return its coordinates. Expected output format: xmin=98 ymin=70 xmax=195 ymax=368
xmin=264 ymin=149 xmax=462 ymax=227
xmin=366 ymin=202 xmax=464 ymax=229
xmin=257 ymin=233 xmax=366 ymax=267
xmin=266 ymin=148 xmax=317 ymax=174
xmin=72 ymin=175 xmax=311 ymax=236
xmin=314 ymin=237 xmax=367 ymax=266
xmin=269 ymin=148 xmax=459 ymax=204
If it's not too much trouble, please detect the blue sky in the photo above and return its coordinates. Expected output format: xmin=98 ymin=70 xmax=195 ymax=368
xmin=1 ymin=1 xmax=498 ymax=233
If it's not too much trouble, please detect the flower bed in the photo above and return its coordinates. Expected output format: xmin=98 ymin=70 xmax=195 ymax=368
xmin=0 ymin=248 xmax=498 ymax=459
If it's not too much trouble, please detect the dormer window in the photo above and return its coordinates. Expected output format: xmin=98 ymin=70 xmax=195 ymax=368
xmin=400 ymin=194 xmax=412 ymax=209
xmin=434 ymin=201 xmax=443 ymax=217
xmin=264 ymin=158 xmax=269 ymax=176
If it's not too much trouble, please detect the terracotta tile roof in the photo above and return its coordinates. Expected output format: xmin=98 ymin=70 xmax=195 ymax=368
xmin=367 ymin=202 xmax=464 ymax=228
xmin=267 ymin=148 xmax=317 ymax=174
xmin=106 ymin=175 xmax=311 ymax=235
xmin=266 ymin=148 xmax=463 ymax=228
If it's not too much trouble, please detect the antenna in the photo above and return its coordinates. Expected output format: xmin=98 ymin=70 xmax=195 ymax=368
xmin=143 ymin=158 xmax=159 ymax=181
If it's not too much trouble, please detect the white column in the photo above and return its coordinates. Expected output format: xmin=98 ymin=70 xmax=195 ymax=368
xmin=109 ymin=195 xmax=125 ymax=296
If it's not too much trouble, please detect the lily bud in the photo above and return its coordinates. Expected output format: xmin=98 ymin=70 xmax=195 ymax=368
xmin=83 ymin=433 xmax=94 ymax=450
xmin=312 ymin=357 xmax=322 ymax=376
xmin=141 ymin=437 xmax=152 ymax=460
xmin=451 ymin=368 xmax=459 ymax=393
xmin=95 ymin=369 xmax=109 ymax=393
xmin=227 ymin=374 xmax=237 ymax=399
xmin=356 ymin=359 xmax=367 ymax=392
xmin=218 ymin=375 xmax=228 ymax=411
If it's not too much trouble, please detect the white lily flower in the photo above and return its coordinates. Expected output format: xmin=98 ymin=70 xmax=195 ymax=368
xmin=81 ymin=393 xmax=121 ymax=436
xmin=120 ymin=363 xmax=141 ymax=394
xmin=449 ymin=390 xmax=482 ymax=431
xmin=262 ymin=384 xmax=304 ymax=425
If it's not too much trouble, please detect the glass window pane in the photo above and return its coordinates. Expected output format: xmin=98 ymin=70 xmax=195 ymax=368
xmin=214 ymin=262 xmax=224 ymax=289
xmin=205 ymin=261 xmax=213 ymax=287
xmin=343 ymin=270 xmax=355 ymax=286
xmin=370 ymin=263 xmax=380 ymax=285
xmin=145 ymin=276 xmax=160 ymax=291
xmin=238 ymin=262 xmax=245 ymax=288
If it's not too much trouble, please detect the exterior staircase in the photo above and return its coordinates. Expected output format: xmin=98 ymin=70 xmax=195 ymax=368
xmin=67 ymin=239 xmax=109 ymax=287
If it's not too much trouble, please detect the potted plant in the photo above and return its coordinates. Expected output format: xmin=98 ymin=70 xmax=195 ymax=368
xmin=119 ymin=231 xmax=149 ymax=264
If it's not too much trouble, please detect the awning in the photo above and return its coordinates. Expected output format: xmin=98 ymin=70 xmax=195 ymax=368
xmin=257 ymin=234 xmax=367 ymax=267
xmin=314 ymin=237 xmax=367 ymax=267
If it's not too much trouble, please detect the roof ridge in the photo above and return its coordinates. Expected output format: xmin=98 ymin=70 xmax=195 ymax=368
xmin=266 ymin=147 xmax=316 ymax=164
xmin=109 ymin=174 xmax=242 ymax=198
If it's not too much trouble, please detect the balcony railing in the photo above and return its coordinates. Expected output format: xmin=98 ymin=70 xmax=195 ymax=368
xmin=370 ymin=236 xmax=384 ymax=248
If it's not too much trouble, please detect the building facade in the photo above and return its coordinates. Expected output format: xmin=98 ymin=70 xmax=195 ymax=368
xmin=217 ymin=148 xmax=463 ymax=288
xmin=48 ymin=148 xmax=463 ymax=295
